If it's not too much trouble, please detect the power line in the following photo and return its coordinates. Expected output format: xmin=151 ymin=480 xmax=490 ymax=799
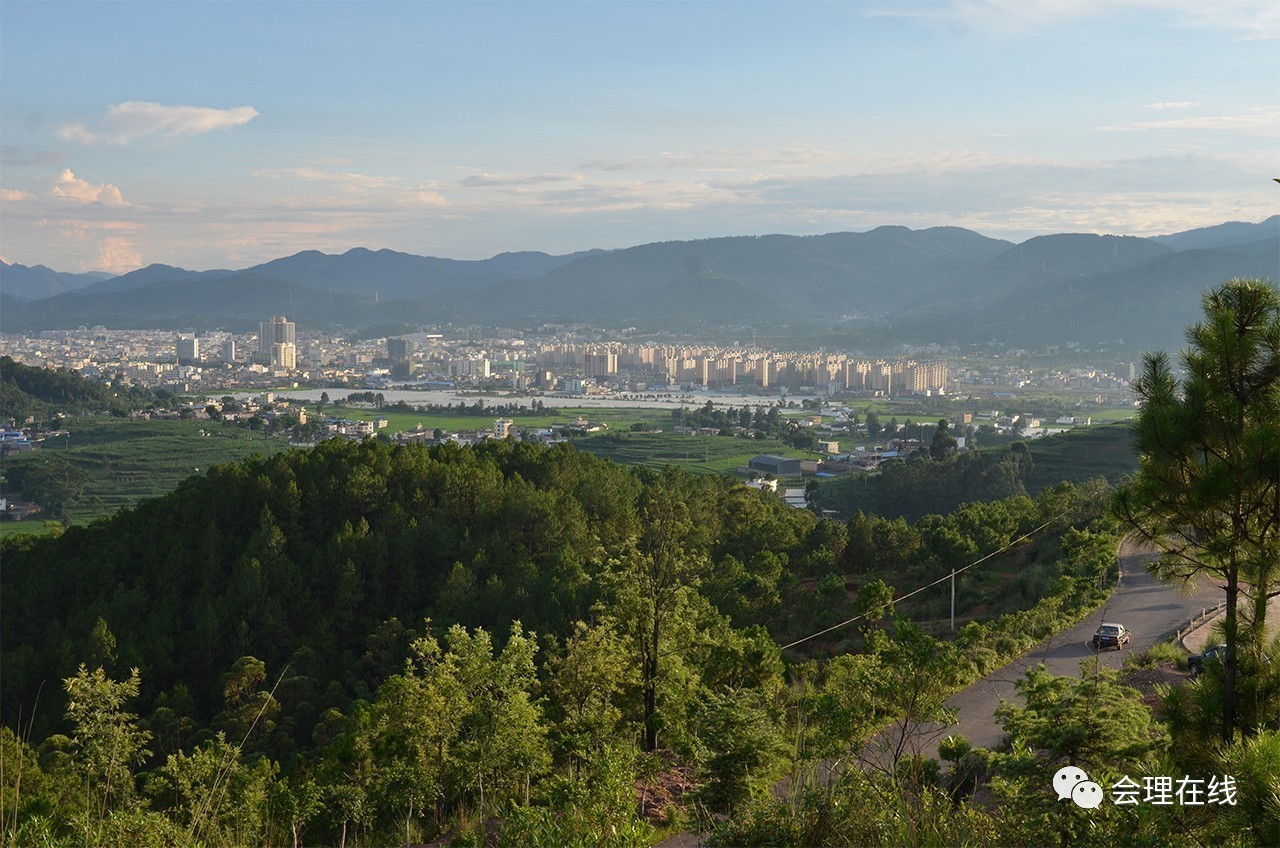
xmin=780 ymin=514 xmax=1067 ymax=651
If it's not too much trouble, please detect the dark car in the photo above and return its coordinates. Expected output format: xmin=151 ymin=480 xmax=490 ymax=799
xmin=1091 ymin=622 xmax=1130 ymax=651
xmin=1188 ymin=644 xmax=1227 ymax=678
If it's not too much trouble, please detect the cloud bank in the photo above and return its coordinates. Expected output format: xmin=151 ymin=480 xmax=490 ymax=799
xmin=51 ymin=169 xmax=126 ymax=205
xmin=57 ymin=101 xmax=259 ymax=145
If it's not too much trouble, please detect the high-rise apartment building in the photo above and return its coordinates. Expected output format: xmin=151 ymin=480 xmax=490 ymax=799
xmin=271 ymin=342 xmax=297 ymax=370
xmin=583 ymin=349 xmax=617 ymax=378
xmin=176 ymin=334 xmax=199 ymax=365
xmin=388 ymin=337 xmax=414 ymax=378
xmin=259 ymin=316 xmax=297 ymax=369
xmin=387 ymin=337 xmax=414 ymax=361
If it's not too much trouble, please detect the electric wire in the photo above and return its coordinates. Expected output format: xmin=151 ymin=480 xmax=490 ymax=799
xmin=780 ymin=514 xmax=1068 ymax=650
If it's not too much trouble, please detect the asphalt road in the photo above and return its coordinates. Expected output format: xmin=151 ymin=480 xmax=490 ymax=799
xmin=913 ymin=538 xmax=1223 ymax=754
xmin=657 ymin=539 xmax=1226 ymax=847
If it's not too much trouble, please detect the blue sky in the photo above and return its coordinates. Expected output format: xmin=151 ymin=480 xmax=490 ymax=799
xmin=1 ymin=1 xmax=1276 ymax=272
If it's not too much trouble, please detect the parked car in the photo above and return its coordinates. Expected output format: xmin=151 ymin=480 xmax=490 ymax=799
xmin=1091 ymin=622 xmax=1130 ymax=651
xmin=1188 ymin=644 xmax=1227 ymax=678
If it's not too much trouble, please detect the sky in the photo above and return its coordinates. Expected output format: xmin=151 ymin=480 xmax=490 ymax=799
xmin=1 ymin=0 xmax=1277 ymax=274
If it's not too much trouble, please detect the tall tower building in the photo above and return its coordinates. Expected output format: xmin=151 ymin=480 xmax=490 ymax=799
xmin=259 ymin=316 xmax=297 ymax=369
xmin=271 ymin=342 xmax=297 ymax=370
xmin=388 ymin=337 xmax=415 ymax=379
xmin=176 ymin=334 xmax=199 ymax=365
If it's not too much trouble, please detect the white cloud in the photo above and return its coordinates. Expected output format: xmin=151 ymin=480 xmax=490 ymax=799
xmin=1170 ymin=1 xmax=1280 ymax=40
xmin=57 ymin=101 xmax=258 ymax=145
xmin=868 ymin=0 xmax=1278 ymax=40
xmin=95 ymin=236 xmax=143 ymax=273
xmin=252 ymin=165 xmax=449 ymax=207
xmin=1146 ymin=101 xmax=1203 ymax=110
xmin=1 ymin=188 xmax=35 ymax=202
xmin=253 ymin=166 xmax=402 ymax=190
xmin=869 ymin=0 xmax=1109 ymax=29
xmin=458 ymin=172 xmax=582 ymax=187
xmin=1098 ymin=107 xmax=1280 ymax=135
xmin=51 ymin=169 xmax=127 ymax=205
xmin=407 ymin=188 xmax=448 ymax=206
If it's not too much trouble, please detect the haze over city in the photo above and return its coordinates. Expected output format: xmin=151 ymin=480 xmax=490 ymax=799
xmin=1 ymin=0 xmax=1277 ymax=274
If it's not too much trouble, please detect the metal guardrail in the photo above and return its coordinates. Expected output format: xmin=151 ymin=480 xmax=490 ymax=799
xmin=1177 ymin=601 xmax=1228 ymax=647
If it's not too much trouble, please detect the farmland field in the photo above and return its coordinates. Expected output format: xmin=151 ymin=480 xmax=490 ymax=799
xmin=1021 ymin=422 xmax=1138 ymax=490
xmin=572 ymin=431 xmax=811 ymax=475
xmin=324 ymin=404 xmax=676 ymax=434
xmin=1 ymin=418 xmax=288 ymax=529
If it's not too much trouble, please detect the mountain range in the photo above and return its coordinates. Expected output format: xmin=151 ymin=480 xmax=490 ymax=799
xmin=1 ymin=217 xmax=1275 ymax=351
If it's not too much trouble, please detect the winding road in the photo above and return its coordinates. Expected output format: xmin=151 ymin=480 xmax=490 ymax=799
xmin=914 ymin=538 xmax=1221 ymax=755
xmin=657 ymin=539 xmax=1226 ymax=847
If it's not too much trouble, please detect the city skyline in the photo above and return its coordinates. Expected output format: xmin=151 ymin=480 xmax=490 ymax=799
xmin=1 ymin=1 xmax=1277 ymax=274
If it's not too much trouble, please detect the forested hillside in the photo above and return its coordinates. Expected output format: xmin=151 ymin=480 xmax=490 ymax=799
xmin=0 ymin=356 xmax=163 ymax=423
xmin=814 ymin=425 xmax=1140 ymax=522
xmin=0 ymin=437 xmax=1165 ymax=846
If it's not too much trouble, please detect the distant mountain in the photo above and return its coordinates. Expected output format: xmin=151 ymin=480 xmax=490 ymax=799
xmin=73 ymin=263 xmax=235 ymax=295
xmin=893 ymin=240 xmax=1280 ymax=351
xmin=0 ymin=272 xmax=467 ymax=333
xmin=240 ymin=246 xmax=602 ymax=300
xmin=0 ymin=260 xmax=115 ymax=301
xmin=4 ymin=220 xmax=1275 ymax=350
xmin=1152 ymin=216 xmax=1280 ymax=252
xmin=471 ymin=227 xmax=1011 ymax=328
xmin=892 ymin=234 xmax=1175 ymax=328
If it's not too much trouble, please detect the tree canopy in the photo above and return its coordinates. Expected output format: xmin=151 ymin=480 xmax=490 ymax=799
xmin=1116 ymin=278 xmax=1280 ymax=742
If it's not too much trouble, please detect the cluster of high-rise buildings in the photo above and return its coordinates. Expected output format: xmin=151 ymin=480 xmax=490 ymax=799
xmin=534 ymin=343 xmax=948 ymax=395
xmin=173 ymin=316 xmax=296 ymax=368
xmin=257 ymin=316 xmax=297 ymax=370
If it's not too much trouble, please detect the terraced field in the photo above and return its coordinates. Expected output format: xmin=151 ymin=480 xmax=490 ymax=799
xmin=1 ymin=418 xmax=288 ymax=530
xmin=1022 ymin=422 xmax=1138 ymax=491
xmin=326 ymin=404 xmax=675 ymax=434
xmin=573 ymin=432 xmax=810 ymax=475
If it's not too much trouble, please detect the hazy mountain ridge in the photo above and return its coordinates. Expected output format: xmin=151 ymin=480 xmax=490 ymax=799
xmin=2 ymin=220 xmax=1275 ymax=350
xmin=467 ymin=227 xmax=1012 ymax=327
xmin=72 ymin=264 xmax=237 ymax=296
xmin=1151 ymin=215 xmax=1279 ymax=252
xmin=4 ymin=273 xmax=465 ymax=333
xmin=892 ymin=242 xmax=1280 ymax=351
xmin=0 ymin=260 xmax=117 ymax=301
xmin=236 ymin=246 xmax=603 ymax=300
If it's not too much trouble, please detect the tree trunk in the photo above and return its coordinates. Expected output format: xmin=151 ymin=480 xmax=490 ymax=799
xmin=1223 ymin=569 xmax=1239 ymax=745
xmin=643 ymin=613 xmax=660 ymax=752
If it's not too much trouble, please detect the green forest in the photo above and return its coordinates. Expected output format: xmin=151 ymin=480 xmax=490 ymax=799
xmin=0 ymin=356 xmax=166 ymax=424
xmin=1 ymin=281 xmax=1277 ymax=847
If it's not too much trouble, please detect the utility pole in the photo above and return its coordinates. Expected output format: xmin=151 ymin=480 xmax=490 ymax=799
xmin=950 ymin=568 xmax=956 ymax=631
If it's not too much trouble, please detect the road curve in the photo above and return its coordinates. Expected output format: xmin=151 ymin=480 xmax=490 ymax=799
xmin=923 ymin=538 xmax=1222 ymax=753
xmin=656 ymin=540 xmax=1224 ymax=847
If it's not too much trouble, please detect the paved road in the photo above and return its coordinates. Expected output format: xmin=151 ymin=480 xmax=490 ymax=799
xmin=657 ymin=540 xmax=1225 ymax=847
xmin=915 ymin=538 xmax=1221 ymax=754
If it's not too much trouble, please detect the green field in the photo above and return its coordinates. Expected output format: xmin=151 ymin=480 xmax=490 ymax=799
xmin=0 ymin=409 xmax=796 ymax=535
xmin=1079 ymin=407 xmax=1138 ymax=423
xmin=572 ymin=432 xmax=812 ymax=475
xmin=326 ymin=404 xmax=679 ymax=434
xmin=1 ymin=418 xmax=289 ymax=530
xmin=1021 ymin=422 xmax=1138 ymax=490
xmin=0 ymin=520 xmax=59 ymax=539
xmin=0 ymin=406 xmax=1139 ymax=539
